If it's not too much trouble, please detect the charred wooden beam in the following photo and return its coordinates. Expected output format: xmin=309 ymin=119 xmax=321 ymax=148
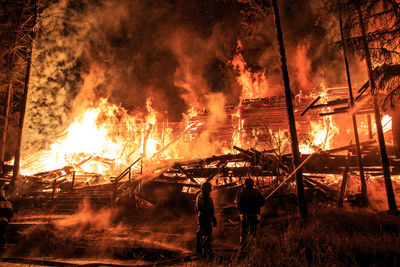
xmin=304 ymin=177 xmax=338 ymax=199
xmin=323 ymin=139 xmax=376 ymax=154
xmin=338 ymin=143 xmax=352 ymax=207
xmin=301 ymin=96 xmax=321 ymax=116
xmin=355 ymin=109 xmax=374 ymax=115
xmin=175 ymin=165 xmax=199 ymax=184
xmin=207 ymin=160 xmax=228 ymax=181
xmin=319 ymin=108 xmax=373 ymax=117
xmin=151 ymin=121 xmax=200 ymax=158
xmin=150 ymin=179 xmax=201 ymax=188
xmin=163 ymin=166 xmax=278 ymax=179
xmin=233 ymin=146 xmax=255 ymax=159
xmin=181 ymin=153 xmax=248 ymax=167
xmin=311 ymin=98 xmax=349 ymax=110
xmin=302 ymin=174 xmax=325 ymax=179
xmin=355 ymin=81 xmax=369 ymax=100
xmin=367 ymin=114 xmax=373 ymax=139
xmin=319 ymin=107 xmax=348 ymax=116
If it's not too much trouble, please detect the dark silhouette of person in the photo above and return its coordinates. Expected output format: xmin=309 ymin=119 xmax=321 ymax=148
xmin=0 ymin=189 xmax=13 ymax=249
xmin=237 ymin=178 xmax=265 ymax=247
xmin=195 ymin=181 xmax=217 ymax=258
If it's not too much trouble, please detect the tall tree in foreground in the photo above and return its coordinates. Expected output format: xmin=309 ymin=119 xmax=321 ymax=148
xmin=0 ymin=0 xmax=39 ymax=185
xmin=329 ymin=0 xmax=399 ymax=210
xmin=270 ymin=0 xmax=307 ymax=218
xmin=338 ymin=3 xmax=368 ymax=205
xmin=240 ymin=0 xmax=308 ymax=218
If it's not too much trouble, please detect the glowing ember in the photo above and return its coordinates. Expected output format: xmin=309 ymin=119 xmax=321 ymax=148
xmin=381 ymin=115 xmax=392 ymax=133
xmin=366 ymin=114 xmax=393 ymax=136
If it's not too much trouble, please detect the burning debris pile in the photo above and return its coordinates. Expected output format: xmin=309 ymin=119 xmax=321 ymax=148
xmin=9 ymin=82 xmax=400 ymax=214
xmin=1 ymin=0 xmax=399 ymax=218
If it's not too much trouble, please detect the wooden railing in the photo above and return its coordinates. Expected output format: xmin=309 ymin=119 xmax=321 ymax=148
xmin=113 ymin=157 xmax=142 ymax=202
xmin=50 ymin=171 xmax=76 ymax=198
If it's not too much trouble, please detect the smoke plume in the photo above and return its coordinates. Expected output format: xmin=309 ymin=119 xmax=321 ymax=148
xmin=23 ymin=0 xmax=363 ymax=154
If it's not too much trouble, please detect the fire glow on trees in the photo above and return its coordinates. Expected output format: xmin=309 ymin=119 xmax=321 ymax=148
xmin=10 ymin=0 xmax=395 ymax=197
xmin=18 ymin=34 xmax=396 ymax=178
xmin=19 ymin=65 xmax=395 ymax=179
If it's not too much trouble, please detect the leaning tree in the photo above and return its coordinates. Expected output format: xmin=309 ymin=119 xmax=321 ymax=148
xmin=240 ymin=0 xmax=400 ymax=211
xmin=330 ymin=0 xmax=400 ymax=154
xmin=323 ymin=0 xmax=400 ymax=210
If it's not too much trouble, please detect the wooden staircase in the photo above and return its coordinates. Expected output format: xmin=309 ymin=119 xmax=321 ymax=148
xmin=16 ymin=158 xmax=144 ymax=214
xmin=40 ymin=183 xmax=115 ymax=214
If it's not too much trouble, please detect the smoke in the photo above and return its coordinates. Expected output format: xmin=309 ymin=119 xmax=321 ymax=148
xmin=7 ymin=198 xmax=121 ymax=258
xmin=71 ymin=62 xmax=106 ymax=116
xmin=23 ymin=0 xmax=92 ymax=153
xmin=241 ymin=0 xmax=368 ymax=93
xmin=8 ymin=197 xmax=197 ymax=258
xmin=366 ymin=176 xmax=400 ymax=211
xmin=78 ymin=0 xmax=243 ymax=117
xmin=190 ymin=93 xmax=228 ymax=157
xmin=170 ymin=28 xmax=239 ymax=110
xmin=343 ymin=174 xmax=400 ymax=211
xmin=55 ymin=198 xmax=115 ymax=230
xmin=279 ymin=0 xmax=344 ymax=89
xmin=22 ymin=0 xmax=370 ymax=155
xmin=23 ymin=0 xmax=244 ymax=153
xmin=293 ymin=42 xmax=313 ymax=91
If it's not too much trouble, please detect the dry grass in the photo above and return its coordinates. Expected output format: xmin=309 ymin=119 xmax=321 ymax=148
xmin=230 ymin=206 xmax=400 ymax=266
xmin=5 ymin=203 xmax=400 ymax=266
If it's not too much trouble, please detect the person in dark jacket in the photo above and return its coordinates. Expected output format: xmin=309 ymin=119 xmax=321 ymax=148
xmin=0 ymin=189 xmax=13 ymax=249
xmin=237 ymin=178 xmax=265 ymax=247
xmin=195 ymin=181 xmax=217 ymax=258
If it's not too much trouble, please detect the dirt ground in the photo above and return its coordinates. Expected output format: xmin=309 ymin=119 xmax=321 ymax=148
xmin=1 ymin=201 xmax=400 ymax=266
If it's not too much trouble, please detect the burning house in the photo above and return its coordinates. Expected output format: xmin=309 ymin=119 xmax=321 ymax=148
xmin=6 ymin=80 xmax=400 ymax=214
xmin=0 ymin=0 xmax=399 ymax=212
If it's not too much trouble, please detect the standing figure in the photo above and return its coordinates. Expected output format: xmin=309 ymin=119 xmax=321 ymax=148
xmin=195 ymin=181 xmax=217 ymax=258
xmin=0 ymin=189 xmax=13 ymax=249
xmin=237 ymin=178 xmax=265 ymax=247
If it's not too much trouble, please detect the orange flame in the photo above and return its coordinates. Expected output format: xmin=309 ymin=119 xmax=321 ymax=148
xmin=381 ymin=115 xmax=392 ymax=133
xmin=300 ymin=84 xmax=339 ymax=154
xmin=230 ymin=41 xmax=270 ymax=101
xmin=21 ymin=98 xmax=178 ymax=176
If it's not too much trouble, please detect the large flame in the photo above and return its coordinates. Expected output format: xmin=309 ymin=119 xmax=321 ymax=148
xmin=21 ymin=98 xmax=175 ymax=176
xmin=230 ymin=41 xmax=270 ymax=101
xmin=299 ymin=84 xmax=339 ymax=154
xmin=381 ymin=115 xmax=392 ymax=133
xmin=360 ymin=114 xmax=392 ymax=138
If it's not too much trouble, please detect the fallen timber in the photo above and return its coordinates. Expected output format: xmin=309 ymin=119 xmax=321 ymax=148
xmin=12 ymin=138 xmax=400 ymax=214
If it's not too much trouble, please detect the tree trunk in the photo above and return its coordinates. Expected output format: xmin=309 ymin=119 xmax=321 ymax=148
xmin=339 ymin=4 xmax=367 ymax=201
xmin=12 ymin=0 xmax=38 ymax=188
xmin=357 ymin=3 xmax=397 ymax=211
xmin=271 ymin=0 xmax=307 ymax=219
xmin=391 ymin=106 xmax=400 ymax=157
